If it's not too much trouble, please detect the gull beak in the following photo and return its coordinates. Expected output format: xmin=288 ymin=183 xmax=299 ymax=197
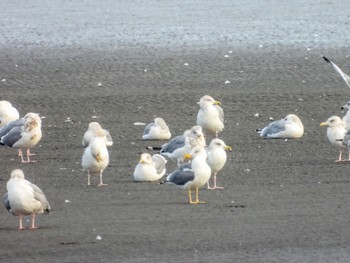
xmin=183 ymin=154 xmax=192 ymax=160
xmin=320 ymin=122 xmax=328 ymax=127
xmin=96 ymin=154 xmax=102 ymax=163
xmin=225 ymin=146 xmax=232 ymax=152
xmin=140 ymin=158 xmax=146 ymax=164
xmin=214 ymin=100 xmax=222 ymax=106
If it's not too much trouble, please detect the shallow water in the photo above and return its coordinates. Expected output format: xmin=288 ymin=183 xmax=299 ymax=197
xmin=1 ymin=0 xmax=349 ymax=49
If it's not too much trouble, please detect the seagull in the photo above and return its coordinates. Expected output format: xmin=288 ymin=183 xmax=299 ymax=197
xmin=341 ymin=101 xmax=350 ymax=131
xmin=82 ymin=122 xmax=113 ymax=147
xmin=165 ymin=146 xmax=211 ymax=204
xmin=206 ymin=138 xmax=232 ymax=190
xmin=133 ymin=153 xmax=167 ymax=182
xmin=197 ymin=95 xmax=224 ymax=138
xmin=142 ymin=117 xmax=171 ymax=140
xmin=0 ymin=100 xmax=20 ymax=128
xmin=258 ymin=114 xmax=304 ymax=139
xmin=159 ymin=125 xmax=206 ymax=166
xmin=3 ymin=169 xmax=51 ymax=230
xmin=341 ymin=129 xmax=350 ymax=161
xmin=0 ymin=112 xmax=42 ymax=163
xmin=323 ymin=56 xmax=350 ymax=89
xmin=320 ymin=116 xmax=347 ymax=162
xmin=82 ymin=136 xmax=109 ymax=186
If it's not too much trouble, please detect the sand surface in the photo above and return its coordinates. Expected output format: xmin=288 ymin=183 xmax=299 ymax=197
xmin=1 ymin=1 xmax=350 ymax=262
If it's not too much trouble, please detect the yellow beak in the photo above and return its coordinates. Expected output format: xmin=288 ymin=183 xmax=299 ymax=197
xmin=183 ymin=154 xmax=192 ymax=160
xmin=320 ymin=122 xmax=328 ymax=127
xmin=225 ymin=146 xmax=232 ymax=152
xmin=96 ymin=154 xmax=102 ymax=163
xmin=214 ymin=100 xmax=222 ymax=106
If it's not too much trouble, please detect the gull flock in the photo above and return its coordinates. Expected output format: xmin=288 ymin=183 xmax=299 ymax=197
xmin=1 ymin=55 xmax=350 ymax=229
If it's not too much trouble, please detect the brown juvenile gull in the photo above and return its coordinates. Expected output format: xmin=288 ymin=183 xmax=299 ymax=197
xmin=258 ymin=114 xmax=304 ymax=139
xmin=320 ymin=116 xmax=347 ymax=162
xmin=196 ymin=95 xmax=224 ymax=138
xmin=0 ymin=100 xmax=20 ymax=128
xmin=82 ymin=133 xmax=110 ymax=186
xmin=3 ymin=169 xmax=51 ymax=230
xmin=133 ymin=153 xmax=167 ymax=182
xmin=165 ymin=146 xmax=211 ymax=204
xmin=142 ymin=117 xmax=171 ymax=140
xmin=0 ymin=112 xmax=42 ymax=163
xmin=82 ymin=122 xmax=113 ymax=147
xmin=206 ymin=138 xmax=232 ymax=190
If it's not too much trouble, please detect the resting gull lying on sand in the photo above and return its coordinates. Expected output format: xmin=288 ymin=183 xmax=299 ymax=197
xmin=3 ymin=169 xmax=51 ymax=230
xmin=142 ymin=117 xmax=171 ymax=140
xmin=258 ymin=114 xmax=304 ymax=139
xmin=197 ymin=95 xmax=224 ymax=138
xmin=320 ymin=116 xmax=347 ymax=162
xmin=165 ymin=146 xmax=211 ymax=204
xmin=133 ymin=153 xmax=167 ymax=182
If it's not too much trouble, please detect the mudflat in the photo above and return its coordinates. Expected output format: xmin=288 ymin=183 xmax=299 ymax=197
xmin=1 ymin=1 xmax=350 ymax=262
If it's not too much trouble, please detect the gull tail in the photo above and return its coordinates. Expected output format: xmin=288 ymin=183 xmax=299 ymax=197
xmin=145 ymin=146 xmax=162 ymax=151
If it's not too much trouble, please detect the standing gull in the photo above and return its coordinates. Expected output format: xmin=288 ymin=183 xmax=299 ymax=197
xmin=159 ymin=125 xmax=206 ymax=166
xmin=258 ymin=114 xmax=304 ymax=139
xmin=341 ymin=129 xmax=350 ymax=161
xmin=82 ymin=134 xmax=109 ymax=186
xmin=206 ymin=138 xmax=232 ymax=190
xmin=3 ymin=169 xmax=51 ymax=230
xmin=0 ymin=100 xmax=20 ymax=128
xmin=341 ymin=101 xmax=350 ymax=131
xmin=82 ymin=122 xmax=113 ymax=147
xmin=323 ymin=56 xmax=350 ymax=89
xmin=165 ymin=146 xmax=211 ymax=204
xmin=197 ymin=95 xmax=224 ymax=138
xmin=0 ymin=112 xmax=42 ymax=163
xmin=142 ymin=117 xmax=171 ymax=140
xmin=320 ymin=116 xmax=347 ymax=162
xmin=133 ymin=153 xmax=167 ymax=182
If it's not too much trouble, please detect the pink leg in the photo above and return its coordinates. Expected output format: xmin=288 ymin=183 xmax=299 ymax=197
xmin=207 ymin=173 xmax=224 ymax=190
xmin=19 ymin=149 xmax=29 ymax=163
xmin=213 ymin=173 xmax=224 ymax=189
xmin=207 ymin=179 xmax=213 ymax=189
xmin=335 ymin=148 xmax=343 ymax=162
xmin=26 ymin=149 xmax=37 ymax=163
xmin=29 ymin=213 xmax=38 ymax=229
xmin=18 ymin=216 xmax=25 ymax=230
xmin=207 ymin=174 xmax=215 ymax=189
xmin=98 ymin=171 xmax=108 ymax=187
xmin=27 ymin=149 xmax=36 ymax=156
xmin=87 ymin=172 xmax=91 ymax=186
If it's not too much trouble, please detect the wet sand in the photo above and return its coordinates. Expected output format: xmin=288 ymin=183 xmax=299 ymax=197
xmin=1 ymin=1 xmax=350 ymax=262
